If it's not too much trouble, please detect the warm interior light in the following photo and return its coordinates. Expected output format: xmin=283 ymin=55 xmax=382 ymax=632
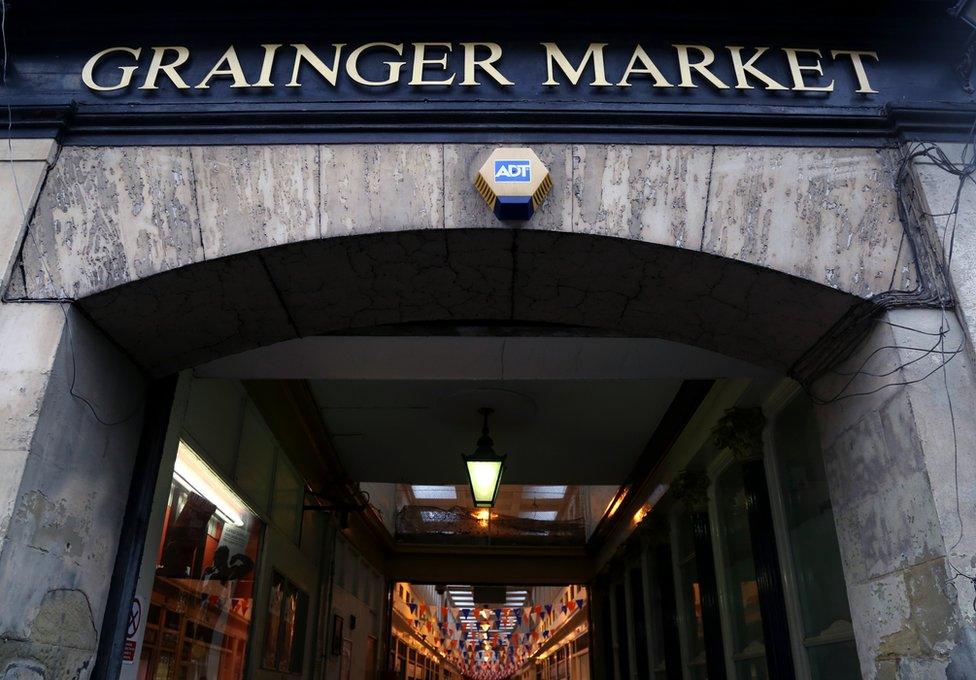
xmin=471 ymin=507 xmax=499 ymax=528
xmin=466 ymin=459 xmax=504 ymax=507
xmin=633 ymin=504 xmax=650 ymax=525
xmin=174 ymin=440 xmax=246 ymax=526
xmin=605 ymin=489 xmax=627 ymax=518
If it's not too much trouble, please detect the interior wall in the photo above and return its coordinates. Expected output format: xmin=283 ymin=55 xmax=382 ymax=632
xmin=323 ymin=535 xmax=385 ymax=680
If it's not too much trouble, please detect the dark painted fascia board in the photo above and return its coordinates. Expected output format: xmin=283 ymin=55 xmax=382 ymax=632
xmin=5 ymin=103 xmax=974 ymax=146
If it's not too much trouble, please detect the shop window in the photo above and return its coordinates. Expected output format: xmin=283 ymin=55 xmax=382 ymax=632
xmin=140 ymin=440 xmax=262 ymax=680
xmin=713 ymin=462 xmax=767 ymax=680
xmin=673 ymin=507 xmax=707 ymax=679
xmin=772 ymin=395 xmax=859 ymax=679
xmin=628 ymin=565 xmax=650 ymax=678
xmin=261 ymin=571 xmax=309 ymax=673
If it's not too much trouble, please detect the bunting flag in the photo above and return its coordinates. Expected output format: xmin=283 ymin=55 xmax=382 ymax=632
xmin=398 ymin=588 xmax=589 ymax=679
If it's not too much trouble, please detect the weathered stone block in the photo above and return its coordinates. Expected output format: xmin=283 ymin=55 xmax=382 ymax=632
xmin=0 ymin=450 xmax=28 ymax=540
xmin=320 ymin=145 xmax=443 ymax=235
xmin=0 ymin=589 xmax=98 ymax=680
xmin=22 ymin=146 xmax=203 ymax=299
xmin=0 ymin=139 xmax=57 ymax=164
xmin=0 ymin=162 xmax=49 ymax=294
xmin=0 ymin=372 xmax=54 ymax=452
xmin=191 ymin=145 xmax=319 ymax=259
xmin=572 ymin=144 xmax=711 ymax=248
xmin=702 ymin=147 xmax=903 ymax=296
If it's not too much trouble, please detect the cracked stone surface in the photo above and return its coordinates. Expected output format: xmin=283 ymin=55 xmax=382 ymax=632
xmin=82 ymin=254 xmax=296 ymax=375
xmin=191 ymin=145 xmax=319 ymax=259
xmin=702 ymin=146 xmax=906 ymax=297
xmin=813 ymin=309 xmax=976 ymax=678
xmin=321 ymin=144 xmax=443 ymax=236
xmin=572 ymin=144 xmax=712 ymax=248
xmin=12 ymin=143 xmax=916 ymax=305
xmin=20 ymin=146 xmax=203 ymax=300
xmin=78 ymin=229 xmax=860 ymax=376
xmin=6 ymin=142 xmax=919 ymax=377
xmin=0 ymin=589 xmax=98 ymax=680
xmin=0 ymin=305 xmax=145 ymax=680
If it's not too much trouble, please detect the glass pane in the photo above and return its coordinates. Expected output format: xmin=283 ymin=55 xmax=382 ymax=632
xmin=674 ymin=508 xmax=707 ymax=674
xmin=142 ymin=440 xmax=262 ymax=680
xmin=773 ymin=396 xmax=856 ymax=661
xmin=261 ymin=571 xmax=309 ymax=673
xmin=807 ymin=640 xmax=860 ymax=680
xmin=734 ymin=657 xmax=768 ymax=680
xmin=715 ymin=462 xmax=765 ymax=676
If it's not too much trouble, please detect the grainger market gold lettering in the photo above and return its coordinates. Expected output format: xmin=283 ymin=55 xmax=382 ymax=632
xmin=81 ymin=42 xmax=880 ymax=93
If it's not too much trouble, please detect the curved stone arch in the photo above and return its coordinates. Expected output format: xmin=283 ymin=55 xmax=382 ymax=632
xmin=7 ymin=143 xmax=914 ymax=374
xmin=67 ymin=228 xmax=859 ymax=375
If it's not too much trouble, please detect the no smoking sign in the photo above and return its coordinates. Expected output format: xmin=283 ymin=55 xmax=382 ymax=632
xmin=122 ymin=597 xmax=143 ymax=664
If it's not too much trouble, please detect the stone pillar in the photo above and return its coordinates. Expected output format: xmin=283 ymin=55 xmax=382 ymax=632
xmin=0 ymin=141 xmax=149 ymax=679
xmin=913 ymin=144 xmax=976 ymax=353
xmin=814 ymin=307 xmax=976 ymax=679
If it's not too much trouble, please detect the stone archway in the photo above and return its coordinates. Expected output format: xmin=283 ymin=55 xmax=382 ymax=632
xmin=7 ymin=143 xmax=911 ymax=375
xmin=6 ymin=141 xmax=971 ymax=680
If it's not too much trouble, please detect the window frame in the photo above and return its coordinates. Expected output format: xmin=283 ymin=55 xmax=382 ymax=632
xmin=761 ymin=380 xmax=857 ymax=680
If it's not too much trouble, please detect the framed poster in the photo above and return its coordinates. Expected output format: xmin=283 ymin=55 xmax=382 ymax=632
xmin=340 ymin=638 xmax=353 ymax=680
xmin=261 ymin=571 xmax=309 ymax=673
xmin=331 ymin=614 xmax=344 ymax=656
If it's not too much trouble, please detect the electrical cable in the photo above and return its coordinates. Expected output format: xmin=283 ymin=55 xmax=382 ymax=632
xmin=803 ymin=119 xmax=976 ymax=406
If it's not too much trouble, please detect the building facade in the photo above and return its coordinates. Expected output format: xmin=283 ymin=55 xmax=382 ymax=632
xmin=3 ymin=2 xmax=976 ymax=679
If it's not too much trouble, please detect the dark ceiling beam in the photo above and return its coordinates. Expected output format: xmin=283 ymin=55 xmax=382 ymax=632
xmin=587 ymin=379 xmax=714 ymax=554
xmin=389 ymin=546 xmax=595 ymax=585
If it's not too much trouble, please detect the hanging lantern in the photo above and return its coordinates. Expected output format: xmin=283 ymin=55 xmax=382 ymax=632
xmin=463 ymin=407 xmax=507 ymax=508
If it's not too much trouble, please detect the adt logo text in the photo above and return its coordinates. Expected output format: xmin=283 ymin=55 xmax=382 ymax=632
xmin=494 ymin=159 xmax=532 ymax=182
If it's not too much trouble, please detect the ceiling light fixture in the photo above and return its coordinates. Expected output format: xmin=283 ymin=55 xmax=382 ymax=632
xmin=463 ymin=407 xmax=506 ymax=508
